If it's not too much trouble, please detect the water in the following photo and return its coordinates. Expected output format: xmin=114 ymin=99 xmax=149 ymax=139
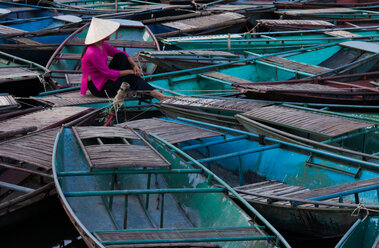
xmin=0 ymin=196 xmax=86 ymax=248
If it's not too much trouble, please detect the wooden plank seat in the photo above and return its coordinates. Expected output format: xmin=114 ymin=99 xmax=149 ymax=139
xmin=55 ymin=53 xmax=149 ymax=64
xmin=160 ymin=96 xmax=272 ymax=112
xmin=141 ymin=50 xmax=239 ymax=57
xmin=242 ymin=105 xmax=374 ymax=138
xmin=66 ymin=38 xmax=157 ymax=49
xmin=257 ymin=19 xmax=335 ymax=28
xmin=201 ymin=72 xmax=254 ymax=84
xmin=65 ymin=73 xmax=82 ymax=86
xmin=0 ymin=25 xmax=44 ymax=46
xmin=289 ymin=177 xmax=379 ymax=201
xmin=118 ymin=118 xmax=223 ymax=144
xmin=234 ymin=180 xmax=356 ymax=207
xmin=236 ymin=82 xmax=349 ymax=93
xmin=72 ymin=126 xmax=170 ymax=169
xmin=94 ymin=226 xmax=271 ymax=246
xmin=258 ymin=56 xmax=330 ymax=75
xmin=0 ymin=67 xmax=38 ymax=80
xmin=0 ymin=94 xmax=18 ymax=108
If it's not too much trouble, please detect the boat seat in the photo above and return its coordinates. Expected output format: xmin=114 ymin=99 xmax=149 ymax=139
xmin=0 ymin=25 xmax=44 ymax=46
xmin=0 ymin=67 xmax=38 ymax=80
xmin=93 ymin=226 xmax=270 ymax=246
xmin=288 ymin=177 xmax=379 ymax=201
xmin=201 ymin=72 xmax=254 ymax=84
xmin=73 ymin=126 xmax=171 ymax=169
xmin=55 ymin=53 xmax=148 ymax=63
xmin=66 ymin=38 xmax=157 ymax=49
xmin=65 ymin=73 xmax=82 ymax=87
xmin=258 ymin=56 xmax=330 ymax=75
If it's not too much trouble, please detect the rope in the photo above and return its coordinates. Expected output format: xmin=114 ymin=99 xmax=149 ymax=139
xmin=351 ymin=203 xmax=379 ymax=221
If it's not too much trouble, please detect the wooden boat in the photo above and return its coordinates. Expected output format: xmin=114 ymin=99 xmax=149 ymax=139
xmin=53 ymin=125 xmax=290 ymax=247
xmin=273 ymin=8 xmax=379 ymax=29
xmin=233 ymin=71 xmax=379 ymax=105
xmin=0 ymin=50 xmax=55 ymax=97
xmin=139 ymin=50 xmax=242 ymax=71
xmin=0 ymin=14 xmax=83 ymax=65
xmin=123 ymin=117 xmax=379 ymax=239
xmin=275 ymin=0 xmax=379 ymax=9
xmin=335 ymin=216 xmax=379 ymax=248
xmin=46 ymin=19 xmax=159 ymax=88
xmin=151 ymin=11 xmax=249 ymax=38
xmin=161 ymin=25 xmax=379 ymax=54
xmin=158 ymin=96 xmax=379 ymax=163
xmin=143 ymin=41 xmax=379 ymax=95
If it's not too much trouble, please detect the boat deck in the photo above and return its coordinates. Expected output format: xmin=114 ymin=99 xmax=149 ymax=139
xmin=141 ymin=50 xmax=239 ymax=57
xmin=120 ymin=118 xmax=223 ymax=144
xmin=0 ymin=106 xmax=92 ymax=133
xmin=0 ymin=67 xmax=39 ymax=80
xmin=257 ymin=19 xmax=335 ymax=28
xmin=234 ymin=177 xmax=379 ymax=207
xmin=161 ymin=96 xmax=272 ymax=112
xmin=66 ymin=38 xmax=157 ymax=49
xmin=0 ymin=128 xmax=58 ymax=169
xmin=0 ymin=94 xmax=18 ymax=111
xmin=0 ymin=24 xmax=44 ymax=46
xmin=33 ymin=91 xmax=111 ymax=106
xmin=235 ymin=82 xmax=347 ymax=92
xmin=242 ymin=105 xmax=374 ymax=138
xmin=73 ymin=126 xmax=170 ymax=169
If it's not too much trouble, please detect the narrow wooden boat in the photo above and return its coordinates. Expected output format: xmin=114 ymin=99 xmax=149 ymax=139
xmin=151 ymin=12 xmax=249 ymax=38
xmin=233 ymin=71 xmax=379 ymax=105
xmin=274 ymin=8 xmax=379 ymax=29
xmin=275 ymin=0 xmax=379 ymax=9
xmin=123 ymin=117 xmax=379 ymax=239
xmin=161 ymin=26 xmax=379 ymax=54
xmin=335 ymin=216 xmax=379 ymax=248
xmin=53 ymin=125 xmax=290 ymax=247
xmin=46 ymin=19 xmax=159 ymax=88
xmin=0 ymin=50 xmax=55 ymax=97
xmin=158 ymin=96 xmax=379 ymax=162
xmin=0 ymin=14 xmax=83 ymax=65
xmin=144 ymin=41 xmax=379 ymax=95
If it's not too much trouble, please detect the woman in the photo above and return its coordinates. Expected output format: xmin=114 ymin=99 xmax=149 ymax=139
xmin=80 ymin=17 xmax=169 ymax=101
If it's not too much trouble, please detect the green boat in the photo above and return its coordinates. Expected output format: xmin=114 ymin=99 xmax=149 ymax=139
xmin=335 ymin=216 xmax=379 ymax=248
xmin=46 ymin=18 xmax=159 ymax=88
xmin=143 ymin=41 xmax=379 ymax=96
xmin=53 ymin=125 xmax=290 ymax=247
xmin=158 ymin=96 xmax=379 ymax=163
xmin=0 ymin=50 xmax=55 ymax=97
xmin=124 ymin=117 xmax=379 ymax=240
xmin=161 ymin=26 xmax=379 ymax=54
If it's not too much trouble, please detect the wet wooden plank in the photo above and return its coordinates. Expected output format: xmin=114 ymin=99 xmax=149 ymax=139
xmin=260 ymin=56 xmax=330 ymax=75
xmin=243 ymin=105 xmax=373 ymax=137
xmin=120 ymin=118 xmax=223 ymax=144
xmin=0 ymin=106 xmax=91 ymax=133
xmin=0 ymin=128 xmax=59 ymax=169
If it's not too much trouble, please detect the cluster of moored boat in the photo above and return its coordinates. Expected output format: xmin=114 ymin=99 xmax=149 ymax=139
xmin=0 ymin=0 xmax=378 ymax=247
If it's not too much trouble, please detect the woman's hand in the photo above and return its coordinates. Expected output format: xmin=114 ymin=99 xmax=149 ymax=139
xmin=133 ymin=66 xmax=143 ymax=77
xmin=120 ymin=69 xmax=134 ymax=77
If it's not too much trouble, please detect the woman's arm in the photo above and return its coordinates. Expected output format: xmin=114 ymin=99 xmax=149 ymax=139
xmin=128 ymin=56 xmax=143 ymax=77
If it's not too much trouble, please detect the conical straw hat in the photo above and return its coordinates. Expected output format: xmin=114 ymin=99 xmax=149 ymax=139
xmin=84 ymin=17 xmax=120 ymax=45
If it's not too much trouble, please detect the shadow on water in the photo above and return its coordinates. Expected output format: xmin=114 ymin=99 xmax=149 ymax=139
xmin=0 ymin=195 xmax=86 ymax=248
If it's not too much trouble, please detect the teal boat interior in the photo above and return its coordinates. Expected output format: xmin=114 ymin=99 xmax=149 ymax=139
xmin=335 ymin=216 xmax=379 ymax=248
xmin=145 ymin=41 xmax=379 ymax=97
xmin=53 ymin=126 xmax=290 ymax=247
xmin=126 ymin=117 xmax=379 ymax=207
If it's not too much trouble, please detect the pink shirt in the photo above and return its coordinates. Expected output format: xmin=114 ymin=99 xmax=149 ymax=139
xmin=80 ymin=42 xmax=129 ymax=95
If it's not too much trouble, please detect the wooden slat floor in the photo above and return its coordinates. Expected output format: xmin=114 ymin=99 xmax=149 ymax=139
xmin=258 ymin=19 xmax=335 ymax=27
xmin=260 ymin=56 xmax=330 ymax=75
xmin=202 ymin=72 xmax=254 ymax=84
xmin=276 ymin=7 xmax=356 ymax=15
xmin=236 ymin=82 xmax=346 ymax=92
xmin=242 ymin=105 xmax=374 ymax=138
xmin=141 ymin=50 xmax=239 ymax=57
xmin=119 ymin=118 xmax=223 ymax=144
xmin=161 ymin=96 xmax=272 ymax=112
xmin=0 ymin=106 xmax=91 ymax=133
xmin=0 ymin=128 xmax=59 ymax=169
xmin=325 ymin=30 xmax=360 ymax=38
xmin=0 ymin=94 xmax=18 ymax=107
xmin=0 ymin=67 xmax=38 ymax=80
xmin=234 ymin=180 xmax=354 ymax=208
xmin=73 ymin=126 xmax=170 ymax=169
xmin=163 ymin=12 xmax=246 ymax=30
xmin=33 ymin=91 xmax=110 ymax=106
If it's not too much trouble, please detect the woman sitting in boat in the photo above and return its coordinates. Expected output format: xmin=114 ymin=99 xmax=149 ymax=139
xmin=80 ymin=17 xmax=169 ymax=101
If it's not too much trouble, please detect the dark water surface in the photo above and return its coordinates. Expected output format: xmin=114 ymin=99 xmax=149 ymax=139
xmin=0 ymin=196 xmax=86 ymax=248
xmin=0 ymin=194 xmax=340 ymax=248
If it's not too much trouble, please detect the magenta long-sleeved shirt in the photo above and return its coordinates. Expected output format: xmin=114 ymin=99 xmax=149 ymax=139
xmin=80 ymin=42 xmax=129 ymax=95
